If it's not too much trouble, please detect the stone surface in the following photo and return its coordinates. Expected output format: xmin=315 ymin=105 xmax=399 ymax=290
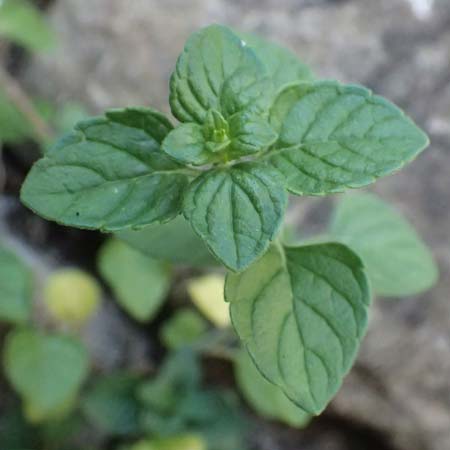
xmin=17 ymin=0 xmax=450 ymax=449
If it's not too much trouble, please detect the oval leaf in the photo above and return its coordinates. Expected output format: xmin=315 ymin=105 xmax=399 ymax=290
xmin=21 ymin=108 xmax=189 ymax=231
xmin=183 ymin=162 xmax=287 ymax=272
xmin=170 ymin=24 xmax=270 ymax=123
xmin=98 ymin=239 xmax=171 ymax=322
xmin=330 ymin=193 xmax=438 ymax=297
xmin=3 ymin=329 xmax=89 ymax=422
xmin=0 ymin=246 xmax=32 ymax=324
xmin=267 ymin=81 xmax=429 ymax=195
xmin=226 ymin=243 xmax=371 ymax=414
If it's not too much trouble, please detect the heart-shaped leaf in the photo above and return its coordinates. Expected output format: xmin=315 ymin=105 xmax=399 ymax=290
xmin=183 ymin=162 xmax=287 ymax=271
xmin=226 ymin=243 xmax=371 ymax=414
xmin=330 ymin=192 xmax=438 ymax=296
xmin=267 ymin=81 xmax=429 ymax=195
xmin=21 ymin=108 xmax=189 ymax=231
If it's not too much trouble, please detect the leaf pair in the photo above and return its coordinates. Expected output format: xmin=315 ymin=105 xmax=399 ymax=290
xmin=20 ymin=24 xmax=429 ymax=273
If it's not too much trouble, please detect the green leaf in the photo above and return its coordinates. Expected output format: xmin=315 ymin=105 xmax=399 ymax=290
xmin=183 ymin=162 xmax=287 ymax=271
xmin=160 ymin=309 xmax=208 ymax=350
xmin=162 ymin=123 xmax=211 ymax=166
xmin=98 ymin=239 xmax=171 ymax=322
xmin=234 ymin=349 xmax=311 ymax=427
xmin=226 ymin=243 xmax=371 ymax=414
xmin=21 ymin=108 xmax=189 ymax=231
xmin=81 ymin=373 xmax=141 ymax=436
xmin=227 ymin=112 xmax=277 ymax=157
xmin=238 ymin=31 xmax=313 ymax=92
xmin=0 ymin=246 xmax=32 ymax=324
xmin=170 ymin=24 xmax=271 ymax=124
xmin=116 ymin=215 xmax=216 ymax=267
xmin=162 ymin=110 xmax=277 ymax=166
xmin=267 ymin=81 xmax=429 ymax=195
xmin=330 ymin=192 xmax=438 ymax=297
xmin=0 ymin=0 xmax=55 ymax=52
xmin=3 ymin=329 xmax=89 ymax=422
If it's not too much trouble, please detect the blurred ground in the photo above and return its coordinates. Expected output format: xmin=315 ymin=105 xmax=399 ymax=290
xmin=4 ymin=0 xmax=450 ymax=449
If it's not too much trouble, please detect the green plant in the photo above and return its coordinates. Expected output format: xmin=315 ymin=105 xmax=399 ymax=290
xmin=19 ymin=23 xmax=436 ymax=418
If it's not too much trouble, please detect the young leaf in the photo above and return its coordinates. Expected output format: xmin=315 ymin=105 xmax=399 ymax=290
xmin=330 ymin=193 xmax=438 ymax=297
xmin=237 ymin=31 xmax=314 ymax=92
xmin=268 ymin=81 xmax=429 ymax=195
xmin=187 ymin=275 xmax=230 ymax=328
xmin=234 ymin=349 xmax=310 ymax=427
xmin=21 ymin=108 xmax=189 ymax=231
xmin=160 ymin=309 xmax=208 ymax=350
xmin=226 ymin=243 xmax=371 ymax=414
xmin=0 ymin=0 xmax=55 ymax=52
xmin=116 ymin=215 xmax=216 ymax=267
xmin=170 ymin=24 xmax=270 ymax=124
xmin=162 ymin=110 xmax=277 ymax=166
xmin=183 ymin=162 xmax=287 ymax=272
xmin=3 ymin=329 xmax=89 ymax=422
xmin=162 ymin=123 xmax=212 ymax=166
xmin=98 ymin=239 xmax=171 ymax=322
xmin=81 ymin=373 xmax=141 ymax=436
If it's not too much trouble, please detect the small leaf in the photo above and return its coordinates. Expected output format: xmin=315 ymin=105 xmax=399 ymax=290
xmin=268 ymin=81 xmax=429 ymax=195
xmin=3 ymin=329 xmax=89 ymax=422
xmin=162 ymin=123 xmax=211 ymax=166
xmin=234 ymin=349 xmax=310 ymax=427
xmin=116 ymin=215 xmax=216 ymax=267
xmin=330 ymin=192 xmax=438 ymax=297
xmin=187 ymin=275 xmax=230 ymax=328
xmin=81 ymin=373 xmax=141 ymax=436
xmin=44 ymin=268 xmax=101 ymax=327
xmin=183 ymin=162 xmax=287 ymax=271
xmin=21 ymin=108 xmax=189 ymax=231
xmin=237 ymin=31 xmax=313 ymax=92
xmin=228 ymin=112 xmax=277 ymax=157
xmin=170 ymin=24 xmax=270 ymax=124
xmin=226 ymin=243 xmax=371 ymax=414
xmin=160 ymin=309 xmax=208 ymax=350
xmin=0 ymin=246 xmax=32 ymax=324
xmin=0 ymin=0 xmax=55 ymax=52
xmin=98 ymin=239 xmax=171 ymax=322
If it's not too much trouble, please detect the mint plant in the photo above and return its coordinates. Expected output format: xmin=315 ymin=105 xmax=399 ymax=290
xmin=20 ymin=24 xmax=432 ymax=416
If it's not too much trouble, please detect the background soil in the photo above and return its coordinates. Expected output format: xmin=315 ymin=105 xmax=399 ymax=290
xmin=2 ymin=0 xmax=450 ymax=449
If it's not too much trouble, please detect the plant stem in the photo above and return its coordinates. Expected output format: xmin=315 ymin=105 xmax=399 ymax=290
xmin=0 ymin=65 xmax=54 ymax=144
